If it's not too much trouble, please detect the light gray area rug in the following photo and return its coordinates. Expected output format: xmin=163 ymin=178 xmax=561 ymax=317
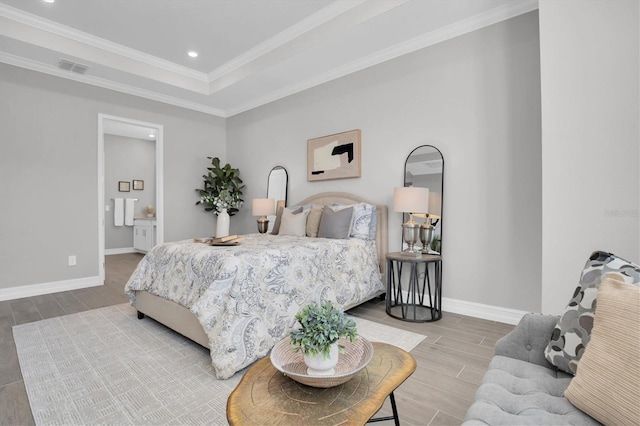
xmin=14 ymin=304 xmax=425 ymax=425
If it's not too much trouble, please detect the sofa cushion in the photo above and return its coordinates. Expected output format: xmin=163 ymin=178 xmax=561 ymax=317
xmin=463 ymin=356 xmax=599 ymax=425
xmin=544 ymin=251 xmax=640 ymax=375
xmin=564 ymin=277 xmax=640 ymax=426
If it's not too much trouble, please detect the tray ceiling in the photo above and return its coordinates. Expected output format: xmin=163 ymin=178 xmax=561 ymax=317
xmin=0 ymin=0 xmax=537 ymax=117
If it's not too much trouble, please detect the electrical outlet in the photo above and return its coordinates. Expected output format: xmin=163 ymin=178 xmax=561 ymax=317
xmin=68 ymin=255 xmax=76 ymax=266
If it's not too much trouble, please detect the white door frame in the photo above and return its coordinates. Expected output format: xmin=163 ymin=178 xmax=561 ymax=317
xmin=97 ymin=113 xmax=164 ymax=283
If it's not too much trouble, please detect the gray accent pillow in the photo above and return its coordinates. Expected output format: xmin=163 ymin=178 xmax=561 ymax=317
xmin=544 ymin=251 xmax=640 ymax=374
xmin=330 ymin=203 xmax=376 ymax=240
xmin=318 ymin=207 xmax=354 ymax=239
xmin=271 ymin=206 xmax=302 ymax=235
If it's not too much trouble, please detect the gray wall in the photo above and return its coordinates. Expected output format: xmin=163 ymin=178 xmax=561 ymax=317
xmin=228 ymin=12 xmax=543 ymax=312
xmin=104 ymin=134 xmax=156 ymax=250
xmin=539 ymin=0 xmax=640 ymax=314
xmin=5 ymin=4 xmax=633 ymax=313
xmin=0 ymin=64 xmax=226 ymax=289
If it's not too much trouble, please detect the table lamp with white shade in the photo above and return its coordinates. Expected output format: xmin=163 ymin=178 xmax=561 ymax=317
xmin=252 ymin=198 xmax=275 ymax=233
xmin=393 ymin=186 xmax=429 ymax=254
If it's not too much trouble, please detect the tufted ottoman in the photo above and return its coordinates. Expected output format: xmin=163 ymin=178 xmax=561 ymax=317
xmin=463 ymin=313 xmax=600 ymax=425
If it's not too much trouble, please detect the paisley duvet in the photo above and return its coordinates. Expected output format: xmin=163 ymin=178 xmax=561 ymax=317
xmin=125 ymin=234 xmax=384 ymax=379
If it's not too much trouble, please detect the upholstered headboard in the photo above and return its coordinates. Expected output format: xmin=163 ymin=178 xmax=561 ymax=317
xmin=295 ymin=192 xmax=388 ymax=279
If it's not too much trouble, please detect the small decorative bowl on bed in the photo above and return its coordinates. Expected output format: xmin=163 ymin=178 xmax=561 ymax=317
xmin=270 ymin=336 xmax=374 ymax=388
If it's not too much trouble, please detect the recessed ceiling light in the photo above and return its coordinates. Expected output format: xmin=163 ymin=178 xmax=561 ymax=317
xmin=187 ymin=51 xmax=199 ymax=58
xmin=43 ymin=0 xmax=55 ymax=3
xmin=149 ymin=133 xmax=155 ymax=138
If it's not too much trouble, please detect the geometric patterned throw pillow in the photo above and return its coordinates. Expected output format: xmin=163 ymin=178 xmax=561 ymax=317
xmin=544 ymin=251 xmax=640 ymax=375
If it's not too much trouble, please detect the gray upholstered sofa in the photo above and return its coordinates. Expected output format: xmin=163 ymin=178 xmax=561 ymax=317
xmin=464 ymin=251 xmax=640 ymax=425
xmin=463 ymin=313 xmax=600 ymax=425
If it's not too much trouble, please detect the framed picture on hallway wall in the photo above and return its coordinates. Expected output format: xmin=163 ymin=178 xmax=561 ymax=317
xmin=307 ymin=129 xmax=361 ymax=181
xmin=133 ymin=180 xmax=144 ymax=190
xmin=118 ymin=181 xmax=130 ymax=192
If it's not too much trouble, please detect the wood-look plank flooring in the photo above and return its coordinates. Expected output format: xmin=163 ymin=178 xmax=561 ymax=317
xmin=0 ymin=253 xmax=514 ymax=425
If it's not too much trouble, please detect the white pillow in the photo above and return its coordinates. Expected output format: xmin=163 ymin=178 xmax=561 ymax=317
xmin=278 ymin=209 xmax=310 ymax=237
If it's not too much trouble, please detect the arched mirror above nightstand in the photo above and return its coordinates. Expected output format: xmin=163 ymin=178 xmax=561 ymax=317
xmin=404 ymin=145 xmax=443 ymax=254
xmin=385 ymin=145 xmax=444 ymax=323
xmin=266 ymin=166 xmax=288 ymax=232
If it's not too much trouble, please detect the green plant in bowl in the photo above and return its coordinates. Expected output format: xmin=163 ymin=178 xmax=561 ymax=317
xmin=289 ymin=301 xmax=358 ymax=359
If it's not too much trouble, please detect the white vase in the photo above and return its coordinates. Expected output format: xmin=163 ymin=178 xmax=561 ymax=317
xmin=304 ymin=342 xmax=339 ymax=376
xmin=216 ymin=208 xmax=230 ymax=237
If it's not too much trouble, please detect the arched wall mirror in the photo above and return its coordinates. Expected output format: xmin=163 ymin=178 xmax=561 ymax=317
xmin=266 ymin=166 xmax=288 ymax=232
xmin=404 ymin=145 xmax=444 ymax=254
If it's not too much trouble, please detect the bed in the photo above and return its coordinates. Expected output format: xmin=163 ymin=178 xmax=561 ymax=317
xmin=125 ymin=192 xmax=388 ymax=379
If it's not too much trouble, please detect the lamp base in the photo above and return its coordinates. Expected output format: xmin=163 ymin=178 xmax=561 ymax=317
xmin=420 ymin=222 xmax=434 ymax=254
xmin=401 ymin=221 xmax=420 ymax=255
xmin=257 ymin=217 xmax=269 ymax=233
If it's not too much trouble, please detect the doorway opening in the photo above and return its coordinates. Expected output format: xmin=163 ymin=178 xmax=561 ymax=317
xmin=97 ymin=114 xmax=164 ymax=283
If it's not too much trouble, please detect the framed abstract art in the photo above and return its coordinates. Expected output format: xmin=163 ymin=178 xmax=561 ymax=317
xmin=307 ymin=129 xmax=361 ymax=182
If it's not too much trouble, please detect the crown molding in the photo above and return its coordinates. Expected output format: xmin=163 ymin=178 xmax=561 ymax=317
xmin=206 ymin=0 xmax=408 ymax=95
xmin=206 ymin=0 xmax=368 ymax=82
xmin=1 ymin=0 xmax=539 ymax=119
xmin=226 ymin=0 xmax=539 ymax=117
xmin=0 ymin=3 xmax=209 ymax=83
xmin=0 ymin=52 xmax=226 ymax=117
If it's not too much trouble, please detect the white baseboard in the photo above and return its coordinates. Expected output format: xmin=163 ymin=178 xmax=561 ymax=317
xmin=397 ymin=290 xmax=527 ymax=325
xmin=0 ymin=276 xmax=102 ymax=301
xmin=2 ymin=277 xmax=527 ymax=324
xmin=441 ymin=297 xmax=527 ymax=325
xmin=105 ymin=247 xmax=137 ymax=255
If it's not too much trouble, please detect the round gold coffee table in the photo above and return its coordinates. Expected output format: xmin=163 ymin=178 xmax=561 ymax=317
xmin=227 ymin=342 xmax=416 ymax=426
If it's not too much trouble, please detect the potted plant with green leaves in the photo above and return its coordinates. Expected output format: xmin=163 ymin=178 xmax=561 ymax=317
xmin=195 ymin=157 xmax=245 ymax=237
xmin=289 ymin=300 xmax=358 ymax=376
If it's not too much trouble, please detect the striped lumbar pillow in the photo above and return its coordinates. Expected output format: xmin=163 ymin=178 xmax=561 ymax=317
xmin=564 ymin=277 xmax=640 ymax=425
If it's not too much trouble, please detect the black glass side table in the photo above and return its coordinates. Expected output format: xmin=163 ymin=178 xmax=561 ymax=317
xmin=386 ymin=252 xmax=442 ymax=322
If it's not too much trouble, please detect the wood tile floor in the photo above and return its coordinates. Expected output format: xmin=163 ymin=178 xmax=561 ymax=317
xmin=0 ymin=253 xmax=514 ymax=425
